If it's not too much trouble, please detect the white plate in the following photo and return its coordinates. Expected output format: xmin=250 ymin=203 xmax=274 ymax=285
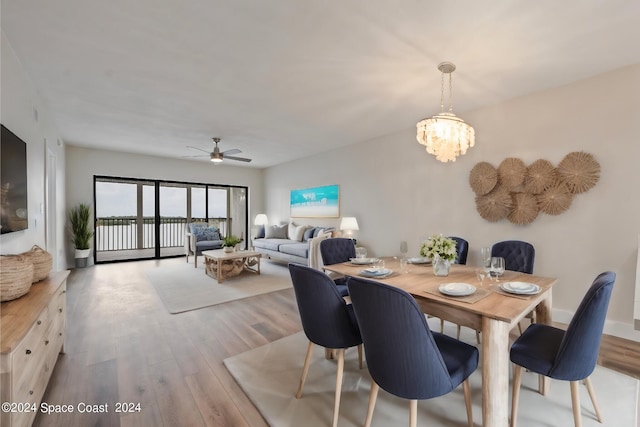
xmin=500 ymin=282 xmax=540 ymax=295
xmin=359 ymin=268 xmax=393 ymax=278
xmin=407 ymin=257 xmax=430 ymax=264
xmin=438 ymin=282 xmax=477 ymax=297
xmin=350 ymin=257 xmax=377 ymax=265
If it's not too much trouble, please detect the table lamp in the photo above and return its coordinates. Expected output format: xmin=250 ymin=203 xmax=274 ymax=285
xmin=340 ymin=216 xmax=359 ymax=241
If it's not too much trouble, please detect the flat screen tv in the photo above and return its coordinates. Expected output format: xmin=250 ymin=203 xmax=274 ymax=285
xmin=1 ymin=124 xmax=28 ymax=234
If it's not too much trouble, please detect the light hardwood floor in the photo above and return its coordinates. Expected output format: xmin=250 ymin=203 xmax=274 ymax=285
xmin=34 ymin=258 xmax=639 ymax=426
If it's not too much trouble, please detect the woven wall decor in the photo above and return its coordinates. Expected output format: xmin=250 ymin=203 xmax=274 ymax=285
xmin=523 ymin=159 xmax=557 ymax=194
xmin=507 ymin=192 xmax=539 ymax=225
xmin=557 ymin=151 xmax=601 ymax=194
xmin=537 ymin=181 xmax=574 ymax=215
xmin=498 ymin=158 xmax=527 ymax=190
xmin=470 ymin=152 xmax=599 ymax=225
xmin=469 ymin=162 xmax=498 ymax=195
xmin=475 ymin=185 xmax=512 ymax=222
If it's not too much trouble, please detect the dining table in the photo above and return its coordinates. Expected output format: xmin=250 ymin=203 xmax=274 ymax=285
xmin=323 ymin=257 xmax=557 ymax=427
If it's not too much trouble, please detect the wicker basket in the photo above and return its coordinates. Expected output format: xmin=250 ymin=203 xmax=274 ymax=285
xmin=21 ymin=245 xmax=53 ymax=283
xmin=0 ymin=255 xmax=34 ymax=302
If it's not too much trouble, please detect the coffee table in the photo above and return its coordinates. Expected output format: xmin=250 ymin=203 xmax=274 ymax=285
xmin=202 ymin=249 xmax=261 ymax=283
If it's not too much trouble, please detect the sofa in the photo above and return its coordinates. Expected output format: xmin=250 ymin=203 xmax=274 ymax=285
xmin=185 ymin=222 xmax=224 ymax=268
xmin=252 ymin=223 xmax=334 ymax=266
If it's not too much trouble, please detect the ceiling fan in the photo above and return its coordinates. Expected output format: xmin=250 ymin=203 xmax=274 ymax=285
xmin=185 ymin=137 xmax=252 ymax=164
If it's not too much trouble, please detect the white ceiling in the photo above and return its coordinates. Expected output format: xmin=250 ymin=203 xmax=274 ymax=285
xmin=2 ymin=1 xmax=639 ymax=168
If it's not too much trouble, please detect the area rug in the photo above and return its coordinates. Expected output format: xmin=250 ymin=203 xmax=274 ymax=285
xmin=224 ymin=326 xmax=638 ymax=427
xmin=147 ymin=259 xmax=291 ymax=314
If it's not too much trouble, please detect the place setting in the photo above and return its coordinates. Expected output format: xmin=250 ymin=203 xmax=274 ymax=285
xmin=424 ymin=281 xmax=491 ymax=304
xmin=357 ymin=259 xmax=396 ymax=279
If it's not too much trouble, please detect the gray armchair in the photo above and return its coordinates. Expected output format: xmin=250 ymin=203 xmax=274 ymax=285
xmin=185 ymin=223 xmax=224 ymax=267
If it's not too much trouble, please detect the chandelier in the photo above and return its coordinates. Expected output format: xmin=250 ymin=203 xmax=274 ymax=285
xmin=416 ymin=62 xmax=475 ymax=163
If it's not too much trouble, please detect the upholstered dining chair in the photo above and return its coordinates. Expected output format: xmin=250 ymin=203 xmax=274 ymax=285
xmin=288 ymin=263 xmax=363 ymax=427
xmin=348 ymin=277 xmax=478 ymax=427
xmin=320 ymin=237 xmax=356 ymax=296
xmin=509 ymin=271 xmax=615 ymax=427
xmin=492 ymin=240 xmax=536 ymax=333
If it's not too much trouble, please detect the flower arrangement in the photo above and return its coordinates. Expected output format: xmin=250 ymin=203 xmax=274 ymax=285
xmin=420 ymin=234 xmax=457 ymax=262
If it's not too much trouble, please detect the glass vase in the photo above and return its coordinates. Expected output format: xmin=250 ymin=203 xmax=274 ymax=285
xmin=432 ymin=255 xmax=451 ymax=276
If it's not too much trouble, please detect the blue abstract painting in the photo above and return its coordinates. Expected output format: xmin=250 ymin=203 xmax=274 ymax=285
xmin=290 ymin=184 xmax=340 ymax=218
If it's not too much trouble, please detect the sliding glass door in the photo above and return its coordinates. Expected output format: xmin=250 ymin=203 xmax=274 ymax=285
xmin=94 ymin=176 xmax=248 ymax=263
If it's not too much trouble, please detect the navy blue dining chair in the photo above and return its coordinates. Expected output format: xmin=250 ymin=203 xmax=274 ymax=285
xmin=492 ymin=240 xmax=536 ymax=333
xmin=320 ymin=237 xmax=356 ymax=296
xmin=348 ymin=277 xmax=478 ymax=427
xmin=509 ymin=271 xmax=615 ymax=427
xmin=288 ymin=263 xmax=363 ymax=427
xmin=450 ymin=236 xmax=469 ymax=265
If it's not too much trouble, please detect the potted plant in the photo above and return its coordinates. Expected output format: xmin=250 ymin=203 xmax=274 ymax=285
xmin=222 ymin=234 xmax=243 ymax=253
xmin=68 ymin=203 xmax=94 ymax=268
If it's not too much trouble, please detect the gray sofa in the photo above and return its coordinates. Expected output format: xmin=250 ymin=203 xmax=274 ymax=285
xmin=185 ymin=222 xmax=224 ymax=267
xmin=252 ymin=224 xmax=334 ymax=265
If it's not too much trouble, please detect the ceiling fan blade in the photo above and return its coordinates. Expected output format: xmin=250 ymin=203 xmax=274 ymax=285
xmin=222 ymin=148 xmax=241 ymax=156
xmin=186 ymin=146 xmax=210 ymax=154
xmin=224 ymin=155 xmax=252 ymax=163
xmin=181 ymin=154 xmax=209 ymax=158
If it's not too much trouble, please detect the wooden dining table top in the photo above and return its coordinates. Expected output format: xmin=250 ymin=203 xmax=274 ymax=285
xmin=324 ymin=258 xmax=557 ymax=324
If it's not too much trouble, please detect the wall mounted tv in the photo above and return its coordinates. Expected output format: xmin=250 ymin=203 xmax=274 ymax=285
xmin=1 ymin=124 xmax=29 ymax=234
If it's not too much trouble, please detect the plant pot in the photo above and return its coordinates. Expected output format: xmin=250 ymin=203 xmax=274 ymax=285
xmin=223 ymin=246 xmax=234 ymax=253
xmin=74 ymin=248 xmax=91 ymax=268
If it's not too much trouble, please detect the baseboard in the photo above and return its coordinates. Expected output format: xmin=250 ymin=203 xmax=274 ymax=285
xmin=553 ymin=308 xmax=640 ymax=342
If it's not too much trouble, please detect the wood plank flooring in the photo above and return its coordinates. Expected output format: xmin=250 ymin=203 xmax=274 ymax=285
xmin=34 ymin=258 xmax=640 ymax=426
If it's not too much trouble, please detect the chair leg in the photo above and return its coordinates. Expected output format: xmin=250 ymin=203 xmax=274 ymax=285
xmin=364 ymin=382 xmax=379 ymax=427
xmin=584 ymin=376 xmax=603 ymax=422
xmin=357 ymin=344 xmax=363 ymax=369
xmin=296 ymin=341 xmax=314 ymax=399
xmin=457 ymin=324 xmax=461 ymax=340
xmin=440 ymin=318 xmax=445 ymax=333
xmin=409 ymin=399 xmax=418 ymax=427
xmin=511 ymin=365 xmax=523 ymax=427
xmin=462 ymin=378 xmax=473 ymax=427
xmin=194 ymin=255 xmax=198 ymax=268
xmin=570 ymin=381 xmax=583 ymax=427
xmin=332 ymin=348 xmax=345 ymax=427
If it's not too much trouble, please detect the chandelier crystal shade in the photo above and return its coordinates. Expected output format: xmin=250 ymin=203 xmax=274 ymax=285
xmin=416 ymin=62 xmax=475 ymax=163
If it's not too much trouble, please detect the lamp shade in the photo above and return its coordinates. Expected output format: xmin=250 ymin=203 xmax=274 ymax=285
xmin=340 ymin=217 xmax=359 ymax=231
xmin=254 ymin=214 xmax=269 ymax=226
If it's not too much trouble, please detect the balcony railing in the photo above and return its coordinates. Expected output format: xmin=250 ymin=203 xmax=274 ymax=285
xmin=95 ymin=216 xmax=229 ymax=252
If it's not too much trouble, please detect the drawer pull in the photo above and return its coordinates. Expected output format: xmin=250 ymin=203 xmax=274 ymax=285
xmin=45 ymin=340 xmax=50 ymax=345
xmin=62 ymin=290 xmax=66 ymax=294
xmin=29 ymin=390 xmax=34 ymax=395
xmin=59 ymin=308 xmax=63 ymax=313
xmin=37 ymin=320 xmax=42 ymax=325
xmin=26 ymin=349 xmax=32 ymax=355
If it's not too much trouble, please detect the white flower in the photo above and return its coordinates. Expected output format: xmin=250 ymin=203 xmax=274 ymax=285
xmin=419 ymin=234 xmax=457 ymax=262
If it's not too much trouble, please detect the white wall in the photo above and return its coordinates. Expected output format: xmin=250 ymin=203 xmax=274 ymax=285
xmin=265 ymin=64 xmax=640 ymax=340
xmin=1 ymin=33 xmax=67 ymax=269
xmin=65 ymin=146 xmax=265 ymax=266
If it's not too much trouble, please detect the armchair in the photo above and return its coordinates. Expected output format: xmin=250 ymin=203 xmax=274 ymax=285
xmin=184 ymin=222 xmax=224 ymax=268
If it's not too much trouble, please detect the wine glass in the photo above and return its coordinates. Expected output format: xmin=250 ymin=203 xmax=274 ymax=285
xmin=490 ymin=257 xmax=505 ymax=282
xmin=481 ymin=247 xmax=491 ymax=272
xmin=400 ymin=241 xmax=408 ymax=258
xmin=475 ymin=268 xmax=486 ymax=287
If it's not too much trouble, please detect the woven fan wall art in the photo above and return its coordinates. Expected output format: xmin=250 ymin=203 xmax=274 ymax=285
xmin=470 ymin=151 xmax=600 ymax=225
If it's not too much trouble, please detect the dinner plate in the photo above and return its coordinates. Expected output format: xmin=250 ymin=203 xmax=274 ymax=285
xmin=359 ymin=268 xmax=393 ymax=278
xmin=438 ymin=282 xmax=477 ymax=297
xmin=500 ymin=282 xmax=540 ymax=295
xmin=407 ymin=257 xmax=430 ymax=264
xmin=350 ymin=257 xmax=377 ymax=265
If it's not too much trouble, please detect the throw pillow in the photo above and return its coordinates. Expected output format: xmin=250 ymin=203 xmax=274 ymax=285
xmin=293 ymin=225 xmax=310 ymax=242
xmin=288 ymin=221 xmax=297 ymax=240
xmin=302 ymin=227 xmax=316 ymax=242
xmin=265 ymin=223 xmax=288 ymax=239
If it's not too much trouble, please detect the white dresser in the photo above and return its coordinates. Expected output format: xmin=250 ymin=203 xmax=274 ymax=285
xmin=0 ymin=271 xmax=69 ymax=427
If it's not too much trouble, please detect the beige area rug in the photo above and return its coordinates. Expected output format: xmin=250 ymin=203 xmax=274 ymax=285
xmin=147 ymin=258 xmax=292 ymax=314
xmin=224 ymin=322 xmax=639 ymax=427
